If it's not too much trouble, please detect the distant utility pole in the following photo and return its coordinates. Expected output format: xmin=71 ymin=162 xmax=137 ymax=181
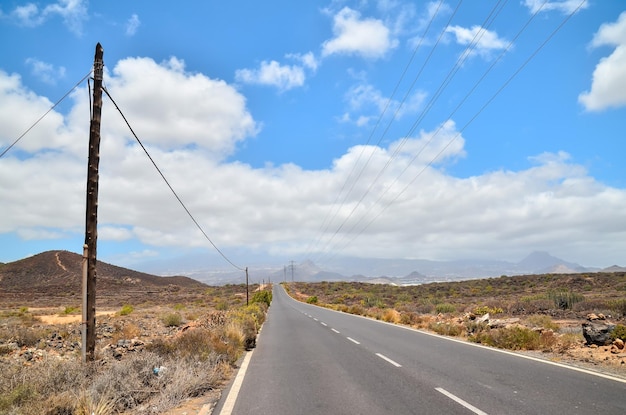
xmin=82 ymin=43 xmax=104 ymax=363
xmin=290 ymin=260 xmax=295 ymax=282
xmin=245 ymin=267 xmax=249 ymax=306
xmin=283 ymin=265 xmax=287 ymax=283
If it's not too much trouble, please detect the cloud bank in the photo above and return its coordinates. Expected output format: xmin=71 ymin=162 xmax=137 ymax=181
xmin=1 ymin=56 xmax=625 ymax=267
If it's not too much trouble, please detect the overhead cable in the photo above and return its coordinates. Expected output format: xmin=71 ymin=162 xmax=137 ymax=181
xmin=0 ymin=70 xmax=93 ymax=159
xmin=101 ymin=86 xmax=246 ymax=272
xmin=319 ymin=0 xmax=587 ymax=264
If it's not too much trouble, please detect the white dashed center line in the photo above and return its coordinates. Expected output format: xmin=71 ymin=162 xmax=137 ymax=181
xmin=320 ymin=322 xmax=327 ymax=326
xmin=331 ymin=328 xmax=340 ymax=334
xmin=375 ymin=353 xmax=402 ymax=367
xmin=436 ymin=387 xmax=488 ymax=415
xmin=346 ymin=337 xmax=360 ymax=345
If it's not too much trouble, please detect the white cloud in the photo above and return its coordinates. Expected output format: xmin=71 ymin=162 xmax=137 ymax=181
xmin=99 ymin=226 xmax=133 ymax=241
xmin=25 ymin=58 xmax=66 ymax=85
xmin=0 ymin=70 xmax=72 ymax=154
xmin=9 ymin=0 xmax=88 ymax=35
xmin=522 ymin=0 xmax=589 ymax=15
xmin=1 ymin=60 xmax=625 ymax=268
xmin=445 ymin=25 xmax=508 ymax=60
xmin=579 ymin=12 xmax=626 ymax=111
xmin=235 ymin=60 xmax=306 ymax=91
xmin=286 ymin=52 xmax=319 ymax=72
xmin=105 ymin=56 xmax=258 ymax=156
xmin=125 ymin=13 xmax=141 ymax=36
xmin=342 ymin=82 xmax=426 ymax=126
xmin=322 ymin=7 xmax=398 ymax=59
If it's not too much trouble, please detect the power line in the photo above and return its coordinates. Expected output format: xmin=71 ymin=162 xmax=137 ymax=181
xmin=101 ymin=86 xmax=246 ymax=272
xmin=317 ymin=0 xmax=587 ymax=264
xmin=0 ymin=70 xmax=93 ymax=159
xmin=310 ymin=0 xmax=508 ymax=261
xmin=303 ymin=0 xmax=457 ymax=259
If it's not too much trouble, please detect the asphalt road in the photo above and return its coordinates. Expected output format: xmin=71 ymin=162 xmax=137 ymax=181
xmin=214 ymin=284 xmax=626 ymax=415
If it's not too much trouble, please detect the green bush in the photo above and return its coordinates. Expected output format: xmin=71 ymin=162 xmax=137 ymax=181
xmin=306 ymin=296 xmax=318 ymax=304
xmin=251 ymin=290 xmax=272 ymax=307
xmin=548 ymin=290 xmax=584 ymax=310
xmin=63 ymin=306 xmax=80 ymax=315
xmin=611 ymin=324 xmax=626 ymax=342
xmin=119 ymin=304 xmax=134 ymax=316
xmin=473 ymin=305 xmax=504 ymax=315
xmin=435 ymin=303 xmax=456 ymax=314
xmin=471 ymin=326 xmax=543 ymax=350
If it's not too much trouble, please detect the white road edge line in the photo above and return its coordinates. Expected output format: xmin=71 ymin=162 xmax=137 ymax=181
xmin=347 ymin=337 xmax=360 ymax=345
xmin=218 ymin=349 xmax=254 ymax=415
xmin=376 ymin=352 xmax=402 ymax=367
xmin=331 ymin=328 xmax=340 ymax=333
xmin=436 ymin=387 xmax=488 ymax=415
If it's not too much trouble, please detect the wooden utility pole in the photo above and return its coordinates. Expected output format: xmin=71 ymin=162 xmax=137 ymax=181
xmin=82 ymin=43 xmax=104 ymax=362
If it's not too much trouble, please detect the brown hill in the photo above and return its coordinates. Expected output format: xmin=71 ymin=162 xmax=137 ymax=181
xmin=0 ymin=250 xmax=209 ymax=307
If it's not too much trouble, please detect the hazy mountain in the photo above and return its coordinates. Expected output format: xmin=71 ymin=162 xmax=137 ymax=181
xmin=603 ymin=265 xmax=626 ymax=272
xmin=97 ymin=249 xmax=618 ymax=286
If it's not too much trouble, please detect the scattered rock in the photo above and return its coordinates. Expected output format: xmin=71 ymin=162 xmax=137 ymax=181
xmin=614 ymin=338 xmax=624 ymax=350
xmin=582 ymin=321 xmax=616 ymax=346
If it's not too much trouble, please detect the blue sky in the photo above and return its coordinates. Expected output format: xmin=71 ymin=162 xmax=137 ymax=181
xmin=0 ymin=0 xmax=625 ymax=274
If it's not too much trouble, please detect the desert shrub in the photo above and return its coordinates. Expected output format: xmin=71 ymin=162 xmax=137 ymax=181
xmin=429 ymin=322 xmax=463 ymax=336
xmin=251 ymin=290 xmax=272 ymax=307
xmin=611 ymin=324 xmax=626 ymax=342
xmin=572 ymin=299 xmax=609 ymax=313
xmin=119 ymin=304 xmax=134 ymax=316
xmin=215 ymin=300 xmax=229 ymax=310
xmin=161 ymin=312 xmax=183 ymax=327
xmin=173 ymin=303 xmax=186 ymax=311
xmin=9 ymin=326 xmax=50 ymax=348
xmin=435 ymin=303 xmax=456 ymax=314
xmin=74 ymin=391 xmax=117 ymax=415
xmin=548 ymin=290 xmax=584 ymax=310
xmin=0 ymin=385 xmax=35 ymax=412
xmin=229 ymin=303 xmax=266 ymax=350
xmin=63 ymin=306 xmax=80 ymax=315
xmin=361 ymin=296 xmax=385 ymax=308
xmin=399 ymin=311 xmax=425 ymax=326
xmin=381 ymin=308 xmax=401 ymax=323
xmin=332 ymin=304 xmax=349 ymax=313
xmin=471 ymin=326 xmax=543 ymax=350
xmin=473 ymin=305 xmax=504 ymax=315
xmin=526 ymin=315 xmax=560 ymax=331
xmin=112 ymin=322 xmax=141 ymax=343
xmin=415 ymin=303 xmax=435 ymax=314
xmin=607 ymin=299 xmax=626 ymax=317
xmin=306 ymin=296 xmax=318 ymax=304
xmin=90 ymin=351 xmax=165 ymax=411
xmin=347 ymin=304 xmax=365 ymax=315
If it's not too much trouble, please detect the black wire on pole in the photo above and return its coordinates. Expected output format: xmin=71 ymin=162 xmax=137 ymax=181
xmin=101 ymin=86 xmax=246 ymax=272
xmin=0 ymin=70 xmax=93 ymax=159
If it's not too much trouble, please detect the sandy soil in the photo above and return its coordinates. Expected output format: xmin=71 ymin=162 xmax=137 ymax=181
xmin=37 ymin=309 xmax=117 ymax=324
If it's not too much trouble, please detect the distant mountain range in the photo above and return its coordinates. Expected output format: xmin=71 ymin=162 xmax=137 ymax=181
xmin=151 ymin=251 xmax=625 ymax=286
xmin=2 ymin=250 xmax=622 ymax=288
